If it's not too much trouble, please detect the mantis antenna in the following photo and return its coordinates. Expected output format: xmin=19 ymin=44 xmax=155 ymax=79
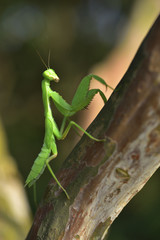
xmin=36 ymin=49 xmax=48 ymax=69
xmin=47 ymin=50 xmax=51 ymax=69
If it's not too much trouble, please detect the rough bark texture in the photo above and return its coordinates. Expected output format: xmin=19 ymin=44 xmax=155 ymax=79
xmin=26 ymin=15 xmax=160 ymax=240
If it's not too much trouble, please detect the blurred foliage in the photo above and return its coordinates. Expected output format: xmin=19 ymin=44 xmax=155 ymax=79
xmin=0 ymin=119 xmax=31 ymax=239
xmin=0 ymin=0 xmax=159 ymax=239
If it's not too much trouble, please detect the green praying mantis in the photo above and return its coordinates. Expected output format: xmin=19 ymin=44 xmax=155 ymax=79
xmin=25 ymin=61 xmax=114 ymax=199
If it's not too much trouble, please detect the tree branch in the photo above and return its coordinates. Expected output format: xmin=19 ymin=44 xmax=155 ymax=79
xmin=26 ymin=15 xmax=160 ymax=240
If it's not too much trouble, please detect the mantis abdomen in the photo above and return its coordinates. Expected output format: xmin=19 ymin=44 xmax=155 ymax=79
xmin=25 ymin=144 xmax=51 ymax=187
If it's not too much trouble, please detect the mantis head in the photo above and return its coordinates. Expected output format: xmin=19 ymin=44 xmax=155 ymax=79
xmin=43 ymin=69 xmax=59 ymax=82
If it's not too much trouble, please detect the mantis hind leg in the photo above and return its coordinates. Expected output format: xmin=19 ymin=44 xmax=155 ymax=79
xmin=62 ymin=120 xmax=105 ymax=142
xmin=46 ymin=138 xmax=70 ymax=199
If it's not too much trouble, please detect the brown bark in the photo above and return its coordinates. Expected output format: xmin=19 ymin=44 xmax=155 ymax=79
xmin=26 ymin=15 xmax=160 ymax=240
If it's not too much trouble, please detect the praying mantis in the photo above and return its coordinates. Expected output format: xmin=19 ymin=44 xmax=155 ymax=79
xmin=25 ymin=64 xmax=114 ymax=199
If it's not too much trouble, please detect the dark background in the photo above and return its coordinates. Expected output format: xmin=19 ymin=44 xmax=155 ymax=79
xmin=0 ymin=0 xmax=159 ymax=239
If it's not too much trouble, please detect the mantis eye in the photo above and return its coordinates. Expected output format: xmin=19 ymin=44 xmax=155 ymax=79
xmin=43 ymin=69 xmax=59 ymax=82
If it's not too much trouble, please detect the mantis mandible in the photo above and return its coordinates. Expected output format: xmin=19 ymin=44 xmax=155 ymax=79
xmin=25 ymin=66 xmax=114 ymax=199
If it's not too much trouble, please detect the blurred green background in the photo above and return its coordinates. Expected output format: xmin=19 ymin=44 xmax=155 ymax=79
xmin=0 ymin=0 xmax=159 ymax=239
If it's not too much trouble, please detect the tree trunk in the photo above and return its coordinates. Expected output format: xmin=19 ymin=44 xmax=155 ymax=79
xmin=26 ymin=15 xmax=160 ymax=240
